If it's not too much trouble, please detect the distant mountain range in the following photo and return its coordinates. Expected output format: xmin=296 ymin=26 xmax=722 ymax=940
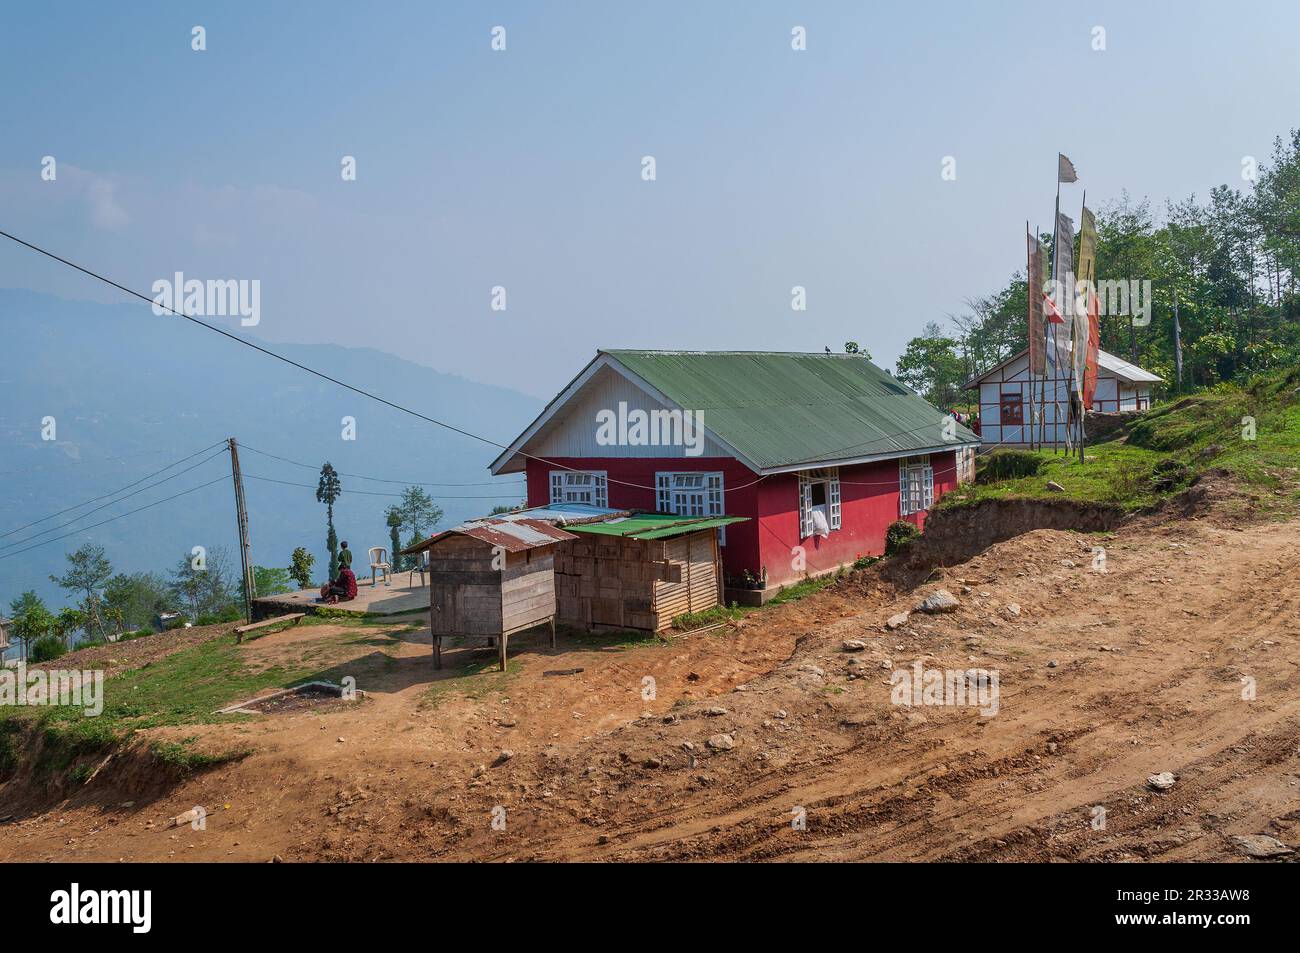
xmin=0 ymin=288 xmax=541 ymax=610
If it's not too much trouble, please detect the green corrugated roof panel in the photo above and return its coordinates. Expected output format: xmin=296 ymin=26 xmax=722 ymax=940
xmin=567 ymin=513 xmax=748 ymax=539
xmin=605 ymin=350 xmax=979 ymax=470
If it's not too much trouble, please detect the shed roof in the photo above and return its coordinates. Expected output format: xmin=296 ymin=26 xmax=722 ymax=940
xmin=565 ymin=512 xmax=747 ymax=540
xmin=964 ymin=347 xmax=1162 ymax=388
xmin=402 ymin=517 xmax=577 ymax=556
xmin=491 ymin=350 xmax=980 ymax=475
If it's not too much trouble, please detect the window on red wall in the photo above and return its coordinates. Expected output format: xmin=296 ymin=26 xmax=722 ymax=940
xmin=899 ymin=455 xmax=933 ymax=516
xmin=797 ymin=468 xmax=841 ymax=537
xmin=656 ymin=471 xmax=726 ymax=543
xmin=549 ymin=470 xmax=608 ymax=507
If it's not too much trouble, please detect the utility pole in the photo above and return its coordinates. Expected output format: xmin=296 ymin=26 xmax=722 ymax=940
xmin=228 ymin=438 xmax=256 ymax=621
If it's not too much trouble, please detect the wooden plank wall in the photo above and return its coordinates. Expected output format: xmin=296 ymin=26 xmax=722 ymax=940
xmin=427 ymin=535 xmax=502 ymax=636
xmin=555 ymin=529 xmax=721 ymax=633
xmin=427 ymin=537 xmax=560 ymax=637
xmin=501 ymin=548 xmax=557 ymax=633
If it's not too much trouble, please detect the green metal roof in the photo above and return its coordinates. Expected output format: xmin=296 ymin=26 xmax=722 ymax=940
xmin=567 ymin=513 xmax=747 ymax=540
xmin=605 ymin=350 xmax=980 ymax=470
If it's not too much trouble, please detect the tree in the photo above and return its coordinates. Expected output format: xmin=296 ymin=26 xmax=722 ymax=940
xmin=103 ymin=572 xmax=171 ymax=632
xmin=289 ymin=547 xmax=315 ymax=590
xmin=243 ymin=566 xmax=293 ymax=604
xmin=895 ymin=329 xmax=968 ymax=408
xmin=52 ymin=607 xmax=86 ymax=647
xmin=385 ymin=505 xmax=404 ymax=571
xmin=395 ymin=487 xmax=442 ymax=572
xmin=49 ymin=543 xmax=112 ymax=644
xmin=7 ymin=590 xmax=54 ymax=660
xmin=396 ymin=486 xmax=442 ymax=540
xmin=168 ymin=546 xmax=237 ymax=621
xmin=316 ymin=462 xmax=343 ymax=580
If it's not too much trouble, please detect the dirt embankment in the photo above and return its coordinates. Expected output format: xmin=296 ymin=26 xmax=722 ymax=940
xmin=4 ymin=492 xmax=1299 ymax=863
xmin=886 ymin=498 xmax=1126 ymax=586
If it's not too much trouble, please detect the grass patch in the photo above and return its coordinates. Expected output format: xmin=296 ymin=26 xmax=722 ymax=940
xmin=0 ymin=634 xmax=320 ymax=776
xmin=945 ymin=367 xmax=1300 ymax=515
xmin=672 ymin=605 xmax=744 ymax=630
xmin=765 ymin=574 xmax=838 ymax=606
xmin=149 ymin=738 xmax=252 ymax=773
xmin=564 ymin=627 xmax=665 ymax=650
xmin=421 ymin=656 xmax=523 ymax=709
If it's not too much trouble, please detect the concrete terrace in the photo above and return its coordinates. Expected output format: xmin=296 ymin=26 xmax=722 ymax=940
xmin=252 ymin=576 xmax=429 ymax=619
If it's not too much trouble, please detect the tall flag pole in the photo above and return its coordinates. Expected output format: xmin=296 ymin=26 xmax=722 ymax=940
xmin=1037 ymin=229 xmax=1050 ymax=448
xmin=1049 ymin=153 xmax=1078 ymax=452
xmin=1027 ymin=223 xmax=1045 ymax=450
xmin=1045 ymin=151 xmax=1076 ymax=452
xmin=1076 ymin=199 xmax=1100 ymax=463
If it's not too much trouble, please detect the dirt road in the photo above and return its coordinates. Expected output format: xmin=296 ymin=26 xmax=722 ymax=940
xmin=4 ymin=493 xmax=1299 ymax=862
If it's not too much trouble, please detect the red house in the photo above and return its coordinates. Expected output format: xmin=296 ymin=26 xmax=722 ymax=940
xmin=490 ymin=350 xmax=980 ymax=599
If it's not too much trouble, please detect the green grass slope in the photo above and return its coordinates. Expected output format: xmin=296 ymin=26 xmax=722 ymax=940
xmin=941 ymin=367 xmax=1300 ymax=516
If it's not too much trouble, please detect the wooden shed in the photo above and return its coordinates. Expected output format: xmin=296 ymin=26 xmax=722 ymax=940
xmin=555 ymin=514 xmax=747 ymax=633
xmin=402 ymin=517 xmax=577 ymax=671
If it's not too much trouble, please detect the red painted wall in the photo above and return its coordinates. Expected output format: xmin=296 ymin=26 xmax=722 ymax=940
xmin=524 ymin=457 xmax=763 ymax=582
xmin=524 ymin=450 xmax=960 ymax=590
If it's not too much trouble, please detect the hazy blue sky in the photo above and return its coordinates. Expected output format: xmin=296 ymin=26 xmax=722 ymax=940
xmin=2 ymin=1 xmax=1297 ymax=401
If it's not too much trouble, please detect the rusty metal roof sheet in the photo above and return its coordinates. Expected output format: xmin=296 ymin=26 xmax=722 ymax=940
xmin=402 ymin=517 xmax=577 ymax=556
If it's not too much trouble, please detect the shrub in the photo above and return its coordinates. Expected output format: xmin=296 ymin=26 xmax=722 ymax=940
xmin=885 ymin=520 xmax=921 ymax=555
xmin=29 ymin=635 xmax=67 ymax=663
xmin=978 ymin=450 xmax=1043 ymax=481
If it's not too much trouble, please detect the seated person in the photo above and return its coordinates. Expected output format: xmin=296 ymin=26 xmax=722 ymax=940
xmin=318 ymin=564 xmax=358 ymax=604
xmin=339 ymin=540 xmax=353 ymax=570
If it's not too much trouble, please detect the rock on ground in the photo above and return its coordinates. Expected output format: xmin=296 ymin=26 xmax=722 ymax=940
xmin=916 ymin=590 xmax=960 ymax=614
xmin=1230 ymin=834 xmax=1293 ymax=858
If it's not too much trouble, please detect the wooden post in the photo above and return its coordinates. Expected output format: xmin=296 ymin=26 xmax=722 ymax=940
xmin=228 ymin=438 xmax=256 ymax=622
xmin=433 ymin=634 xmax=442 ymax=669
xmin=498 ymin=632 xmax=508 ymax=673
xmin=549 ymin=616 xmax=556 ymax=653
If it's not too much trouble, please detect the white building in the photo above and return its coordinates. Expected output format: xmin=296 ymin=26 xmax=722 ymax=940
xmin=966 ymin=347 xmax=1161 ymax=448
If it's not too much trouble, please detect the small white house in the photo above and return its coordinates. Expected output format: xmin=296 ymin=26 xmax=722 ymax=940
xmin=966 ymin=347 xmax=1161 ymax=448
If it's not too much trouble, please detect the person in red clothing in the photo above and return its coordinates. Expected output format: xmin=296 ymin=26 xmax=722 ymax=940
xmin=318 ymin=565 xmax=358 ymax=604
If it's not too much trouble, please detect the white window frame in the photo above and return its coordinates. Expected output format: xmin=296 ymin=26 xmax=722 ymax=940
xmin=797 ymin=467 xmax=841 ymax=538
xmin=549 ymin=470 xmax=608 ymax=508
xmin=656 ymin=471 xmax=725 ymax=544
xmin=898 ymin=455 xmax=934 ymax=516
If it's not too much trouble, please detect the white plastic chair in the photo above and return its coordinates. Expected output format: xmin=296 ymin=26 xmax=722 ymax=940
xmin=409 ymin=549 xmax=429 ymax=587
xmin=368 ymin=546 xmax=392 ymax=587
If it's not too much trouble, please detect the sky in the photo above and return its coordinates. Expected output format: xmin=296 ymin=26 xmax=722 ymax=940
xmin=1 ymin=0 xmax=1298 ymax=403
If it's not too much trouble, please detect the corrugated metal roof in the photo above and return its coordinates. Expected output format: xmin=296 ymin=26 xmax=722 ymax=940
xmin=1097 ymin=350 xmax=1163 ymax=383
xmin=495 ymin=503 xmax=627 ymax=526
xmin=402 ymin=517 xmax=577 ymax=555
xmin=964 ymin=347 xmax=1163 ymax=388
xmin=605 ymin=350 xmax=979 ymax=470
xmin=566 ymin=512 xmax=748 ymax=540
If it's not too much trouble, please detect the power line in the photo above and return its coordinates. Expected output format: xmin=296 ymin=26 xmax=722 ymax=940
xmin=242 ymin=472 xmax=524 ymax=499
xmin=0 ymin=443 xmax=207 ymax=477
xmin=0 ymin=475 xmax=229 ymax=562
xmin=0 ymin=229 xmax=984 ymax=498
xmin=0 ymin=439 xmax=228 ymax=543
xmin=0 ymin=449 xmax=230 ymax=553
xmin=237 ymin=442 xmax=525 ymax=488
